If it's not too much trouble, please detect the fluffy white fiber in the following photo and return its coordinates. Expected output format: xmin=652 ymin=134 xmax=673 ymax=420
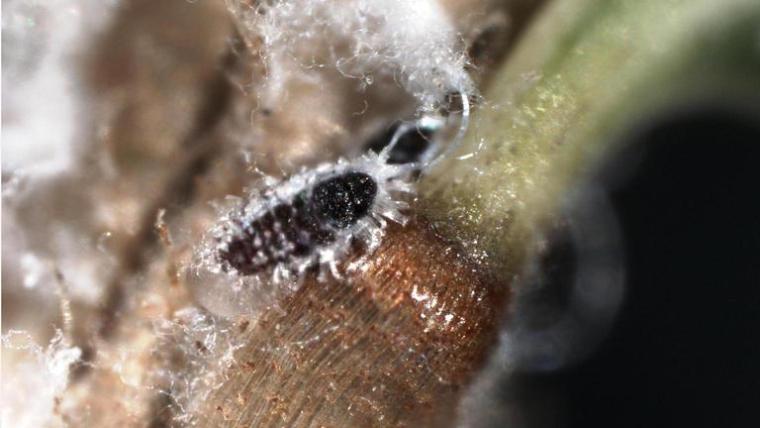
xmin=230 ymin=0 xmax=474 ymax=111
xmin=1 ymin=331 xmax=82 ymax=428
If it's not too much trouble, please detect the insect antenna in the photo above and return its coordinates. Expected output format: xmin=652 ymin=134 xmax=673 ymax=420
xmin=426 ymin=89 xmax=471 ymax=169
xmin=378 ymin=121 xmax=417 ymax=164
xmin=376 ymin=88 xmax=472 ymax=172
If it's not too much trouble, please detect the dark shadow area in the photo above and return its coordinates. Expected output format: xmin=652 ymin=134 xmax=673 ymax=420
xmin=555 ymin=106 xmax=760 ymax=427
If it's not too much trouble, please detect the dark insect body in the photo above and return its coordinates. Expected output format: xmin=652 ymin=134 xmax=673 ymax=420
xmin=203 ymin=149 xmax=414 ymax=284
xmin=218 ymin=172 xmax=379 ymax=275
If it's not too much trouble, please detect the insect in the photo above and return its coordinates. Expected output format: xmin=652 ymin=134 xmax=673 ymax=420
xmin=211 ymin=150 xmax=414 ymax=283
xmin=194 ymin=92 xmax=470 ymax=289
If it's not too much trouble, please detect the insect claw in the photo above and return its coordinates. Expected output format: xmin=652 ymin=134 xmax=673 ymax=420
xmin=329 ymin=262 xmax=343 ymax=281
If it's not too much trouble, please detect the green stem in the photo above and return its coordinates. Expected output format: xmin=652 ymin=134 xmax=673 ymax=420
xmin=421 ymin=0 xmax=760 ymax=277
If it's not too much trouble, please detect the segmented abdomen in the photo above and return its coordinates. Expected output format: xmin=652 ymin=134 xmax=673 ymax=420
xmin=217 ymin=197 xmax=330 ymax=275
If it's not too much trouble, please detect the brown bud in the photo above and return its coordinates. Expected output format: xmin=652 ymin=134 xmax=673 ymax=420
xmin=193 ymin=217 xmax=509 ymax=427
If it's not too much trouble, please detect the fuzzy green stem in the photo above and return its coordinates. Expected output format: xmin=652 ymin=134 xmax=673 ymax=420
xmin=421 ymin=0 xmax=760 ymax=278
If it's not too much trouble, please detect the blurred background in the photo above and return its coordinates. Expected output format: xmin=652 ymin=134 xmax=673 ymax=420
xmin=559 ymin=105 xmax=760 ymax=428
xmin=470 ymin=106 xmax=760 ymax=428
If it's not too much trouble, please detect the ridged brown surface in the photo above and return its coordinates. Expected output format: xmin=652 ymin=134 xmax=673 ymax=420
xmin=194 ymin=218 xmax=509 ymax=427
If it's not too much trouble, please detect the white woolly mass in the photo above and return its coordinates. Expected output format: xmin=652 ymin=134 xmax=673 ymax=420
xmin=230 ymin=0 xmax=473 ymax=110
xmin=188 ymin=151 xmax=414 ymax=317
xmin=2 ymin=0 xmax=119 ymax=312
xmin=1 ymin=330 xmax=82 ymax=428
xmin=2 ymin=3 xmax=114 ymax=427
xmin=152 ymin=308 xmax=245 ymax=426
xmin=2 ymin=0 xmax=115 ymax=175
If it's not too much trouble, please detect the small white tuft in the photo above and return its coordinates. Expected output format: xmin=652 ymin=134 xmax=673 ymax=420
xmin=228 ymin=0 xmax=474 ymax=111
xmin=1 ymin=330 xmax=82 ymax=428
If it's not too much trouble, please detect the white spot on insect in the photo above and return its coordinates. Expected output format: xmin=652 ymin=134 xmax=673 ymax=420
xmin=411 ymin=285 xmax=431 ymax=303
